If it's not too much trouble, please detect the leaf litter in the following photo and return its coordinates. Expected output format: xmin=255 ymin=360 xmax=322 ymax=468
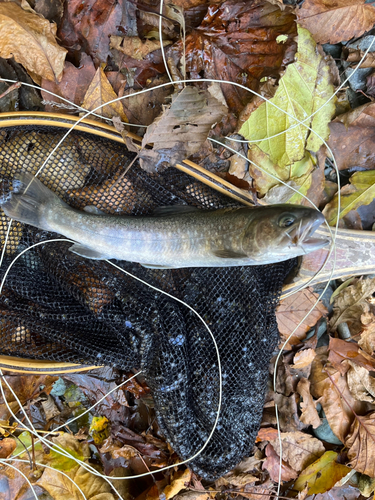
xmin=3 ymin=0 xmax=375 ymax=498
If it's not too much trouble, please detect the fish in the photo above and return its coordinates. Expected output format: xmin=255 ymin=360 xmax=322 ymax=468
xmin=0 ymin=173 xmax=329 ymax=268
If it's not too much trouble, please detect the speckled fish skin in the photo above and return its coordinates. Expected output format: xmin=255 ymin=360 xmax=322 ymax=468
xmin=1 ymin=173 xmax=329 ymax=268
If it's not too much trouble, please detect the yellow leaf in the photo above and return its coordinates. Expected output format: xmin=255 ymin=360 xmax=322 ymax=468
xmin=163 ymin=469 xmax=191 ymax=500
xmin=323 ymin=170 xmax=375 ymax=226
xmin=239 ymin=25 xmax=335 ymax=168
xmin=0 ymin=2 xmax=66 ymax=82
xmin=89 ymin=416 xmax=110 ymax=446
xmin=294 ymin=451 xmax=351 ymax=494
xmin=110 ymin=36 xmax=171 ymax=60
xmin=82 ymin=68 xmax=128 ymax=122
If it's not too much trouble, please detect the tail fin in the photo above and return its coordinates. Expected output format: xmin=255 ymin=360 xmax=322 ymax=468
xmin=1 ymin=172 xmax=67 ymax=231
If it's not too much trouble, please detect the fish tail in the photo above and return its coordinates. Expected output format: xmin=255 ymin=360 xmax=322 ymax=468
xmin=1 ymin=172 xmax=66 ymax=231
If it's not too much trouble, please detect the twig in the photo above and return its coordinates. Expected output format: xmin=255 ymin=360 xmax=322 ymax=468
xmin=0 ymin=82 xmax=21 ymax=101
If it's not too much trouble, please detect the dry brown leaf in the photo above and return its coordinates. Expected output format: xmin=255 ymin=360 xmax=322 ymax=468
xmin=330 ymin=277 xmax=375 ymax=332
xmin=0 ymin=2 xmax=67 ymax=82
xmin=292 ymin=349 xmax=316 ymax=369
xmin=347 ymin=362 xmax=375 ymax=403
xmin=257 ymin=427 xmax=279 ymax=442
xmin=297 ymin=378 xmax=321 ymax=429
xmin=110 ymin=36 xmax=171 ymax=61
xmin=359 ymin=318 xmax=375 ymax=356
xmin=273 ymin=392 xmax=308 ymax=432
xmin=329 ymin=337 xmax=375 ymax=374
xmin=297 ymin=0 xmax=375 ymax=44
xmin=139 ymin=86 xmax=227 ymax=173
xmin=315 ymin=365 xmax=368 ymax=443
xmin=269 ymin=431 xmax=325 ymax=472
xmin=0 ymin=437 xmax=16 ymax=459
xmin=215 ymin=472 xmax=258 ymax=488
xmin=262 ymin=443 xmax=298 ymax=482
xmin=345 ymin=412 xmax=375 ymax=477
xmin=276 ymin=288 xmax=327 ymax=345
xmin=163 ymin=469 xmax=192 ymax=500
xmin=82 ymin=67 xmax=128 ymax=122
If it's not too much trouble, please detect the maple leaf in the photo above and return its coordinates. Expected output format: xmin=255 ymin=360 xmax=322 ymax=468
xmin=294 ymin=451 xmax=351 ymax=494
xmin=82 ymin=67 xmax=128 ymax=122
xmin=297 ymin=0 xmax=375 ymax=45
xmin=0 ymin=2 xmax=67 ymax=82
xmin=240 ymin=26 xmax=336 ymax=169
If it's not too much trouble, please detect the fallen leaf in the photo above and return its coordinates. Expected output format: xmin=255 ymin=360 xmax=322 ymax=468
xmin=345 ymin=412 xmax=375 ymax=477
xmin=58 ymin=0 xmax=123 ymax=65
xmin=257 ymin=427 xmax=279 ymax=442
xmin=46 ymin=433 xmax=90 ymax=472
xmin=262 ymin=443 xmax=298 ymax=482
xmin=139 ymin=86 xmax=227 ymax=172
xmin=328 ymin=337 xmax=375 ymax=374
xmin=294 ymin=451 xmax=351 ymax=494
xmin=323 ymin=171 xmax=375 ymax=226
xmin=276 ymin=288 xmax=327 ymax=345
xmin=89 ymin=416 xmax=110 ymax=446
xmin=163 ymin=469 xmax=192 ymax=500
xmin=292 ymin=349 xmax=317 ymax=369
xmin=269 ymin=431 xmax=325 ymax=472
xmin=0 ymin=2 xmax=66 ymax=82
xmin=41 ymin=53 xmax=96 ymax=112
xmin=273 ymin=392 xmax=308 ymax=432
xmin=327 ymin=103 xmax=375 ymax=172
xmin=82 ymin=67 xmax=128 ymax=122
xmin=312 ymin=363 xmax=367 ymax=443
xmin=330 ymin=277 xmax=375 ymax=332
xmin=347 ymin=362 xmax=375 ymax=403
xmin=170 ymin=0 xmax=297 ymax=118
xmin=38 ymin=462 xmax=116 ymax=500
xmin=215 ymin=472 xmax=258 ymax=488
xmin=110 ymin=36 xmax=171 ymax=61
xmin=240 ymin=25 xmax=336 ymax=168
xmin=359 ymin=321 xmax=375 ymax=356
xmin=41 ymin=394 xmax=60 ymax=421
xmin=297 ymin=378 xmax=321 ymax=429
xmin=297 ymin=0 xmax=375 ymax=45
xmin=0 ymin=437 xmax=16 ymax=458
xmin=35 ymin=0 xmax=63 ymax=25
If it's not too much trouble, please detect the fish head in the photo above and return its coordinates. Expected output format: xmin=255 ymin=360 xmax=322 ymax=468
xmin=242 ymin=205 xmax=329 ymax=263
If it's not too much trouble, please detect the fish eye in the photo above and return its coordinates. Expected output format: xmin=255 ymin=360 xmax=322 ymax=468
xmin=278 ymin=214 xmax=296 ymax=228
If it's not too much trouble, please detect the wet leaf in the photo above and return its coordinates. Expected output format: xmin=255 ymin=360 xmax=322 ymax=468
xmin=276 ymin=288 xmax=327 ymax=345
xmin=0 ymin=2 xmax=67 ymax=82
xmin=345 ymin=412 xmax=375 ymax=477
xmin=297 ymin=0 xmax=375 ymax=45
xmin=82 ymin=67 xmax=128 ymax=122
xmin=110 ymin=36 xmax=171 ymax=61
xmin=269 ymin=431 xmax=325 ymax=472
xmin=89 ymin=416 xmax=110 ymax=446
xmin=263 ymin=443 xmax=298 ymax=482
xmin=240 ymin=26 xmax=336 ymax=168
xmin=139 ymin=86 xmax=227 ymax=172
xmin=330 ymin=277 xmax=375 ymax=332
xmin=58 ymin=0 xmax=123 ymax=65
xmin=41 ymin=53 xmax=96 ymax=112
xmin=294 ymin=451 xmax=351 ymax=494
xmin=170 ymin=0 xmax=297 ymax=118
xmin=297 ymin=378 xmax=321 ymax=429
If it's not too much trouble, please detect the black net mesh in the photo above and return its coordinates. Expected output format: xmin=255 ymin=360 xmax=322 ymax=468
xmin=0 ymin=125 xmax=296 ymax=479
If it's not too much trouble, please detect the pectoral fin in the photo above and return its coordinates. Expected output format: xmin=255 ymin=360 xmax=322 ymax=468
xmin=69 ymin=244 xmax=109 ymax=260
xmin=212 ymin=249 xmax=248 ymax=259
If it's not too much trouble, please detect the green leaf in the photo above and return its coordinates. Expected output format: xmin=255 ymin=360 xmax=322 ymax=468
xmin=323 ymin=170 xmax=375 ymax=226
xmin=239 ymin=25 xmax=336 ymax=169
xmin=294 ymin=451 xmax=351 ymax=494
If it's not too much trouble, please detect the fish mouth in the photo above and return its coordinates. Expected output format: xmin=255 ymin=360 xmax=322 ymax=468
xmin=287 ymin=213 xmax=329 ymax=254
